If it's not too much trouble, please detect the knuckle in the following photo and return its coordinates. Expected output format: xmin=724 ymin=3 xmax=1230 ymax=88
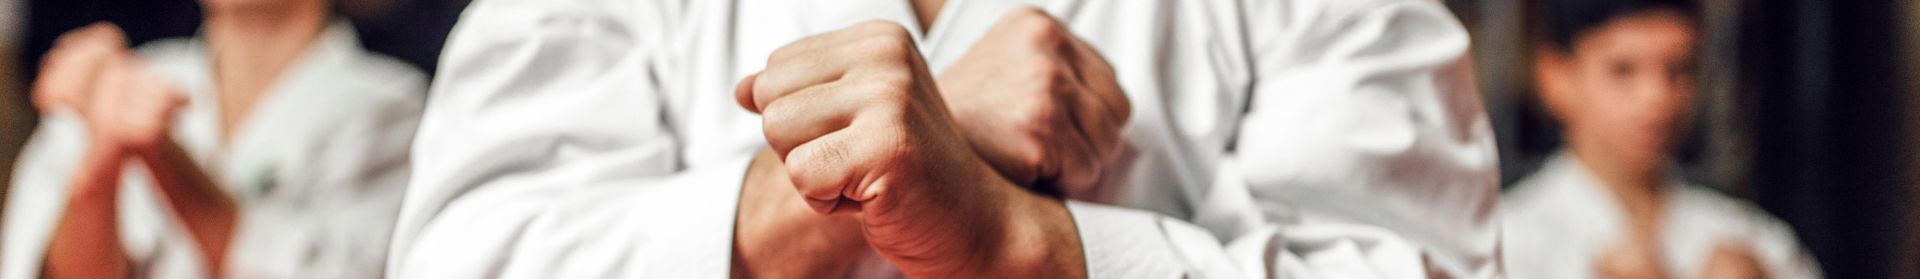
xmin=1010 ymin=12 xmax=1064 ymax=46
xmin=1111 ymin=94 xmax=1134 ymax=122
xmin=852 ymin=35 xmax=916 ymax=63
xmin=1009 ymin=5 xmax=1050 ymax=18
xmin=1016 ymin=93 xmax=1061 ymax=122
xmin=863 ymin=73 xmax=916 ymax=100
xmin=868 ymin=101 xmax=912 ymax=128
xmin=800 ymin=143 xmax=849 ymax=173
xmin=759 ymin=97 xmax=796 ymax=122
xmin=881 ymin=132 xmax=918 ymax=164
xmin=854 ymin=20 xmax=913 ymax=39
xmin=1016 ymin=119 xmax=1050 ymax=143
xmin=1013 ymin=148 xmax=1048 ymax=171
xmin=784 ymin=161 xmax=833 ymax=194
xmin=842 ymin=21 xmax=918 ymax=62
xmin=750 ymin=74 xmax=784 ymax=100
xmin=767 ymin=45 xmax=802 ymax=64
xmin=1026 ymin=62 xmax=1065 ymax=86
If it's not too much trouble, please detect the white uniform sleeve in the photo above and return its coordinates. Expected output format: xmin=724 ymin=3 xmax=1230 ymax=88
xmin=384 ymin=0 xmax=747 ymax=277
xmin=2 ymin=112 xmax=89 ymax=279
xmin=1070 ymin=0 xmax=1501 ymax=278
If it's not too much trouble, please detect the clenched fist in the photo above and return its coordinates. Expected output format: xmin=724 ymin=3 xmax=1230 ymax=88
xmin=33 ymin=22 xmax=187 ymax=152
xmin=1594 ymin=235 xmax=1672 ymax=279
xmin=1697 ymin=241 xmax=1767 ymax=279
xmin=939 ymin=7 xmax=1130 ymax=197
xmin=737 ymin=20 xmax=1084 ymax=279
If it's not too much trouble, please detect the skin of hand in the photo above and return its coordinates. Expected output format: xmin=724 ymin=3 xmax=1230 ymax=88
xmin=44 ymin=141 xmax=134 ymax=279
xmin=32 ymin=22 xmax=187 ymax=154
xmin=1593 ymin=235 xmax=1673 ymax=279
xmin=32 ymin=22 xmax=236 ymax=278
xmin=1696 ymin=241 xmax=1767 ymax=279
xmin=32 ymin=23 xmax=126 ymax=114
xmin=936 ymin=6 xmax=1130 ymax=197
xmin=734 ymin=20 xmax=1085 ymax=278
xmin=732 ymin=150 xmax=881 ymax=278
xmin=33 ymin=22 xmax=157 ymax=279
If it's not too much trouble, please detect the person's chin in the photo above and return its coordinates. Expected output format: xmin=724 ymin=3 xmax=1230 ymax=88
xmin=1607 ymin=140 xmax=1669 ymax=169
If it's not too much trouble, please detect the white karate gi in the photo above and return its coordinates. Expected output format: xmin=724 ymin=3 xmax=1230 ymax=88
xmin=2 ymin=21 xmax=426 ymax=279
xmin=392 ymin=0 xmax=1498 ymax=278
xmin=1502 ymin=152 xmax=1823 ymax=279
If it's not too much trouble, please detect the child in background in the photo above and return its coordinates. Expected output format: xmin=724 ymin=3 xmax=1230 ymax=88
xmin=1501 ymin=0 xmax=1822 ymax=278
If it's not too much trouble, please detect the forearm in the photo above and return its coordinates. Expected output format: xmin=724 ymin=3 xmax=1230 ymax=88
xmin=44 ymin=143 xmax=131 ymax=279
xmin=975 ymin=185 xmax=1086 ymax=279
xmin=133 ymin=139 xmax=236 ymax=277
xmin=871 ymin=165 xmax=1086 ymax=279
xmin=732 ymin=149 xmax=872 ymax=278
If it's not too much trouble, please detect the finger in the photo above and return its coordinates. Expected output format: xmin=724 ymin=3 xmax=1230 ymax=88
xmin=752 ymin=62 xmax=847 ymax=114
xmin=1067 ymin=36 xmax=1130 ymax=121
xmin=802 ymin=196 xmax=853 ymax=215
xmin=96 ymin=62 xmax=136 ymax=117
xmin=140 ymin=69 xmax=189 ymax=122
xmin=759 ymin=82 xmax=863 ymax=158
xmin=75 ymin=23 xmax=128 ymax=47
xmin=94 ymin=23 xmax=128 ymax=47
xmin=751 ymin=29 xmax=874 ymax=111
xmin=736 ymin=73 xmax=760 ymax=113
xmin=782 ymin=127 xmax=888 ymax=214
xmin=112 ymin=66 xmax=185 ymax=146
xmin=34 ymin=42 xmax=120 ymax=111
xmin=52 ymin=23 xmax=127 ymax=55
xmin=1034 ymin=96 xmax=1103 ymax=192
xmin=1063 ymin=39 xmax=1129 ymax=159
xmin=1064 ymin=90 xmax=1122 ymax=162
xmin=973 ymin=134 xmax=1044 ymax=187
xmin=53 ymin=24 xmax=107 ymax=48
xmin=1049 ymin=117 xmax=1104 ymax=194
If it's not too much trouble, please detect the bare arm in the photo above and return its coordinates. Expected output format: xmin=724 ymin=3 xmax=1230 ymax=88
xmin=36 ymin=23 xmax=139 ymax=279
xmin=730 ymin=150 xmax=875 ymax=278
xmin=36 ymin=21 xmax=237 ymax=277
xmin=736 ymin=20 xmax=1085 ymax=279
xmin=133 ymin=139 xmax=238 ymax=278
xmin=43 ymin=142 xmax=132 ymax=279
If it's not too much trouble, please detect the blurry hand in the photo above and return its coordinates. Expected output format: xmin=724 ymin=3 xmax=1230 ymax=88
xmin=85 ymin=56 xmax=186 ymax=153
xmin=938 ymin=6 xmax=1129 ymax=197
xmin=37 ymin=23 xmax=194 ymax=279
xmin=33 ymin=22 xmax=187 ymax=153
xmin=1697 ymin=241 xmax=1767 ymax=279
xmin=1594 ymin=236 xmax=1672 ymax=279
xmin=737 ymin=20 xmax=1082 ymax=278
xmin=33 ymin=23 xmax=128 ymax=114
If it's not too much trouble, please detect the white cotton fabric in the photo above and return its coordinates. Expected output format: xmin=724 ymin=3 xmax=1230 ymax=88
xmin=2 ymin=21 xmax=426 ymax=279
xmin=1502 ymin=151 xmax=1823 ymax=279
xmin=392 ymin=0 xmax=1498 ymax=278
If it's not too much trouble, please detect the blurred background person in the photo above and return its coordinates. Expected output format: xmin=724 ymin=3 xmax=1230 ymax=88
xmin=1446 ymin=0 xmax=1920 ymax=277
xmin=1498 ymin=0 xmax=1819 ymax=278
xmin=0 ymin=0 xmax=430 ymax=276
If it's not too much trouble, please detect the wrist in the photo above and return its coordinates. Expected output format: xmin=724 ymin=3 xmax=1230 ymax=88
xmin=734 ymin=150 xmax=869 ymax=278
xmin=973 ymin=177 xmax=1086 ymax=278
xmin=70 ymin=139 xmax=130 ymax=196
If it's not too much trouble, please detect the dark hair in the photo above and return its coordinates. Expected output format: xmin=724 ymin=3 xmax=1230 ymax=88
xmin=1536 ymin=0 xmax=1701 ymax=52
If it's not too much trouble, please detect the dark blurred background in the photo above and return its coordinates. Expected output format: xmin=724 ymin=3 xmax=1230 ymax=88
xmin=1449 ymin=0 xmax=1920 ymax=278
xmin=2 ymin=0 xmax=1916 ymax=277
